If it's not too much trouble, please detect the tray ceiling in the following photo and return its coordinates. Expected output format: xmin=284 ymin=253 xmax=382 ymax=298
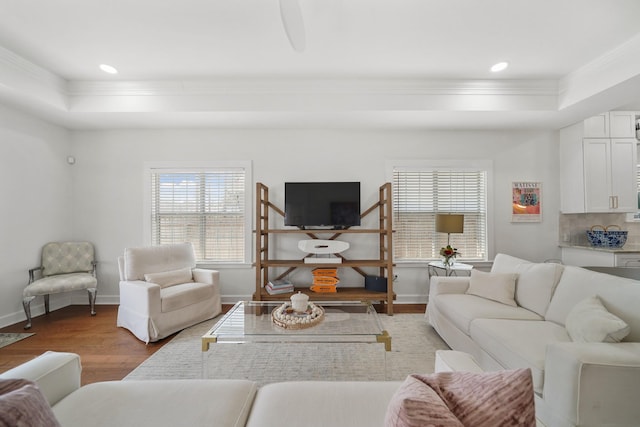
xmin=1 ymin=0 xmax=640 ymax=129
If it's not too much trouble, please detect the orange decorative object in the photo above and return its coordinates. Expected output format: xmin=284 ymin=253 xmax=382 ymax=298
xmin=312 ymin=276 xmax=339 ymax=285
xmin=312 ymin=268 xmax=338 ymax=276
xmin=310 ymin=284 xmax=337 ymax=293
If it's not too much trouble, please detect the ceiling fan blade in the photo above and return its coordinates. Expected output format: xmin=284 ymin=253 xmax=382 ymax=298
xmin=279 ymin=0 xmax=306 ymax=52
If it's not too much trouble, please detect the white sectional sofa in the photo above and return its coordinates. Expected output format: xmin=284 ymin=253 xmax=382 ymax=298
xmin=427 ymin=253 xmax=640 ymax=427
xmin=0 ymin=351 xmax=402 ymax=427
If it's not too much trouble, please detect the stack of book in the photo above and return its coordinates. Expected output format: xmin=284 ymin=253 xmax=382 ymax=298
xmin=265 ymin=279 xmax=294 ymax=295
xmin=310 ymin=268 xmax=339 ymax=293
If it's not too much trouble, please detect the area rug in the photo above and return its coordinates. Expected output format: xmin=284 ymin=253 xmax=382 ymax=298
xmin=124 ymin=314 xmax=450 ymax=385
xmin=0 ymin=333 xmax=35 ymax=349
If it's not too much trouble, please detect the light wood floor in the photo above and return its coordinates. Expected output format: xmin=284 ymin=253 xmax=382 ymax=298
xmin=0 ymin=303 xmax=425 ymax=385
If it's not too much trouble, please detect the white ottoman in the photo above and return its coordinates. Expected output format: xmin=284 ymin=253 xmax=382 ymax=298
xmin=434 ymin=350 xmax=483 ymax=373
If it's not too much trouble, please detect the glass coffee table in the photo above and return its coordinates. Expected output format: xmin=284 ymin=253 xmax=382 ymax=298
xmin=202 ymin=300 xmax=391 ymax=351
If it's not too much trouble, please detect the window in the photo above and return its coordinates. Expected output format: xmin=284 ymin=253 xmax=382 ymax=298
xmin=391 ymin=162 xmax=489 ymax=262
xmin=146 ymin=162 xmax=251 ymax=264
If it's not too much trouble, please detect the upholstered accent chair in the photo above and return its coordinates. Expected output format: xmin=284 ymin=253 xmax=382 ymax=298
xmin=23 ymin=242 xmax=98 ymax=329
xmin=117 ymin=243 xmax=222 ymax=343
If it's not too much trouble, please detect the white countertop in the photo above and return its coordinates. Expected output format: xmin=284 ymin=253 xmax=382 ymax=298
xmin=559 ymin=243 xmax=640 ymax=253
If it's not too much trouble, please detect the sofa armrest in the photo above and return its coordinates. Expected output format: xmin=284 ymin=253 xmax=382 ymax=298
xmin=192 ymin=268 xmax=219 ymax=286
xmin=0 ymin=351 xmax=81 ymax=406
xmin=429 ymin=276 xmax=470 ymax=297
xmin=543 ymin=342 xmax=640 ymax=427
xmin=119 ymin=280 xmax=161 ymax=316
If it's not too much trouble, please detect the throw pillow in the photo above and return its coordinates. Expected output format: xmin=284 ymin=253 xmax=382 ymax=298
xmin=0 ymin=378 xmax=61 ymax=427
xmin=419 ymin=369 xmax=536 ymax=427
xmin=144 ymin=267 xmax=193 ymax=288
xmin=384 ymin=375 xmax=464 ymax=427
xmin=565 ymin=295 xmax=630 ymax=343
xmin=466 ymin=269 xmax=518 ymax=306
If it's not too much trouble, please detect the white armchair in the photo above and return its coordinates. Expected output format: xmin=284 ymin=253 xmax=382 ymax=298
xmin=117 ymin=243 xmax=221 ymax=343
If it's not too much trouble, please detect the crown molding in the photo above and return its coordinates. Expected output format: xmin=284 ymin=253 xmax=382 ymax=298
xmin=0 ymin=42 xmax=633 ymax=130
xmin=0 ymin=45 xmax=68 ymax=110
xmin=0 ymin=45 xmax=67 ymax=91
xmin=66 ymin=77 xmax=557 ymax=97
xmin=559 ymin=33 xmax=640 ymax=109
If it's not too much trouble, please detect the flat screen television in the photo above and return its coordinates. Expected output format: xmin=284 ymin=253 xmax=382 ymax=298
xmin=284 ymin=182 xmax=361 ymax=228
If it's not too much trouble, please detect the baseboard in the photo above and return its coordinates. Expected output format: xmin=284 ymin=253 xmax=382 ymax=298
xmin=70 ymin=294 xmax=120 ymax=305
xmin=0 ymin=294 xmax=120 ymax=329
xmin=0 ymin=296 xmax=71 ymax=329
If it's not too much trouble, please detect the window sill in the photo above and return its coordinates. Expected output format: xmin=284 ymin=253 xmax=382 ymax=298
xmin=196 ymin=263 xmax=253 ymax=269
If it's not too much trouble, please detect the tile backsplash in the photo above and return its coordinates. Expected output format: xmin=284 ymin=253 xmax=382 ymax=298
xmin=559 ymin=213 xmax=640 ymax=246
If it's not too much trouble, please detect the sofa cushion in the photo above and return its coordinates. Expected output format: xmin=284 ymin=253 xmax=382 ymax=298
xmin=246 ymin=381 xmax=401 ymax=427
xmin=491 ymin=253 xmax=564 ymax=316
xmin=144 ymin=267 xmax=193 ymax=289
xmin=24 ymin=273 xmax=97 ymax=297
xmin=124 ymin=243 xmax=196 ymax=281
xmin=53 ymin=379 xmax=257 ymax=427
xmin=545 ymin=266 xmax=640 ymax=342
xmin=0 ymin=378 xmax=61 ymax=427
xmin=160 ymin=281 xmax=215 ymax=312
xmin=469 ymin=318 xmax=571 ymax=393
xmin=384 ymin=374 xmax=463 ymax=427
xmin=386 ymin=370 xmax=536 ymax=427
xmin=565 ymin=296 xmax=630 ymax=343
xmin=466 ymin=270 xmax=517 ymax=306
xmin=434 ymin=294 xmax=542 ymax=335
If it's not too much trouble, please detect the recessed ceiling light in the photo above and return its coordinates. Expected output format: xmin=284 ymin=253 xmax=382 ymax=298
xmin=99 ymin=64 xmax=118 ymax=74
xmin=491 ymin=62 xmax=509 ymax=72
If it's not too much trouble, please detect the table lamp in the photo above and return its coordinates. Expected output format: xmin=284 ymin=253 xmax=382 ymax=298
xmin=435 ymin=213 xmax=464 ymax=246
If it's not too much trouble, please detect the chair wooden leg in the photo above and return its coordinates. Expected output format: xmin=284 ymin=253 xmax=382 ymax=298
xmin=88 ymin=288 xmax=97 ymax=316
xmin=22 ymin=297 xmax=34 ymax=329
xmin=44 ymin=294 xmax=50 ymax=314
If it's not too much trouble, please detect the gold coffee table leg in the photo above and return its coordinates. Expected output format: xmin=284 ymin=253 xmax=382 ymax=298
xmin=202 ymin=336 xmax=217 ymax=352
xmin=377 ymin=330 xmax=391 ymax=351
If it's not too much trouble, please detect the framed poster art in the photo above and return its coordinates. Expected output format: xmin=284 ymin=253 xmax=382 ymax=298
xmin=512 ymin=182 xmax=542 ymax=222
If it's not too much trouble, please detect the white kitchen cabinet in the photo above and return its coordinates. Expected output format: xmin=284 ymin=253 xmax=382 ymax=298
xmin=609 ymin=111 xmax=637 ymax=138
xmin=583 ymin=111 xmax=637 ymax=138
xmin=583 ymin=138 xmax=638 ymax=212
xmin=560 ymin=115 xmax=638 ymax=213
xmin=583 ymin=113 xmax=609 ymax=138
xmin=562 ymin=247 xmax=640 ymax=267
xmin=615 ymin=253 xmax=640 ymax=267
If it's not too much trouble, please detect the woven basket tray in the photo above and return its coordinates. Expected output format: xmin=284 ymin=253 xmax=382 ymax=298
xmin=271 ymin=302 xmax=325 ymax=330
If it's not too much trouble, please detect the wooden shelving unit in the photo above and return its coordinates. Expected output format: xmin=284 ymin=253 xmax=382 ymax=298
xmin=254 ymin=182 xmax=395 ymax=314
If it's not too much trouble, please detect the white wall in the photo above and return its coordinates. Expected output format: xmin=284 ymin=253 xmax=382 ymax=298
xmin=0 ymin=105 xmax=72 ymax=326
xmin=71 ymin=128 xmax=561 ymax=305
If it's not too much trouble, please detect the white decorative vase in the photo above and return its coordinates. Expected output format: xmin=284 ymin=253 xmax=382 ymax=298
xmin=290 ymin=291 xmax=309 ymax=312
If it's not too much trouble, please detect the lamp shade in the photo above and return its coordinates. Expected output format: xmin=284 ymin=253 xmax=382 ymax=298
xmin=435 ymin=214 xmax=464 ymax=234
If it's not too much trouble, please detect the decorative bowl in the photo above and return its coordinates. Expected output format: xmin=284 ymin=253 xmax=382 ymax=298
xmin=586 ymin=225 xmax=628 ymax=248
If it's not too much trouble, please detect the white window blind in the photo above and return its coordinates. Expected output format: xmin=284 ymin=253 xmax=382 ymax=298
xmin=150 ymin=168 xmax=247 ymax=263
xmin=393 ymin=168 xmax=488 ymax=261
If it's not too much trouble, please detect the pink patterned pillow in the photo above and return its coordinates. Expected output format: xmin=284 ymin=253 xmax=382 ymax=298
xmin=385 ymin=369 xmax=536 ymax=427
xmin=385 ymin=374 xmax=463 ymax=427
xmin=0 ymin=378 xmax=61 ymax=427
